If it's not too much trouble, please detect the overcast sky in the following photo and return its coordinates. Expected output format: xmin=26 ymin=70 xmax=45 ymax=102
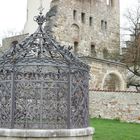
xmin=0 ymin=0 xmax=139 ymax=44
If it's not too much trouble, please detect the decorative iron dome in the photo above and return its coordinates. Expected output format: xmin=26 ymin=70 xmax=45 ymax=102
xmin=0 ymin=11 xmax=90 ymax=129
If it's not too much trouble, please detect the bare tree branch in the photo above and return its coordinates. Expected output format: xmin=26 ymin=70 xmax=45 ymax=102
xmin=122 ymin=5 xmax=140 ymax=91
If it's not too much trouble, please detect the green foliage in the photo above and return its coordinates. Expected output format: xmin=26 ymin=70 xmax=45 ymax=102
xmin=90 ymin=118 xmax=140 ymax=140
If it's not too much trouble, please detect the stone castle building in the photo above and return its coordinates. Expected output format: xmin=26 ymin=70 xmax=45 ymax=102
xmin=1 ymin=0 xmax=127 ymax=90
xmin=24 ymin=0 xmax=120 ymax=58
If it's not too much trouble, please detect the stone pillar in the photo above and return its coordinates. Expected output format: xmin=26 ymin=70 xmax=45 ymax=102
xmin=0 ymin=127 xmax=94 ymax=140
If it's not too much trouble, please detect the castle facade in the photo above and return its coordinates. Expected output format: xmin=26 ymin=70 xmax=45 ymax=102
xmin=2 ymin=0 xmax=127 ymax=90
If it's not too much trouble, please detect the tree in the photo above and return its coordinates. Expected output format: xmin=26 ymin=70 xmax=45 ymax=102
xmin=122 ymin=5 xmax=140 ymax=91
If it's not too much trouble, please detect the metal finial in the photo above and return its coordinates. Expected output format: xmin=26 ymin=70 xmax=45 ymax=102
xmin=34 ymin=0 xmax=46 ymax=26
xmin=38 ymin=0 xmax=44 ymax=14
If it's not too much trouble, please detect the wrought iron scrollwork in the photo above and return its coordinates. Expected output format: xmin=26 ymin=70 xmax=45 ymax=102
xmin=0 ymin=11 xmax=90 ymax=129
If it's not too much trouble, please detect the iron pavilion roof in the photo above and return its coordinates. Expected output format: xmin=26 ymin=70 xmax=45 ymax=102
xmin=0 ymin=11 xmax=89 ymax=72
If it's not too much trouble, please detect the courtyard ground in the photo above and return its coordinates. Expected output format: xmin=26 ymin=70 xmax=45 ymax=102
xmin=90 ymin=118 xmax=140 ymax=140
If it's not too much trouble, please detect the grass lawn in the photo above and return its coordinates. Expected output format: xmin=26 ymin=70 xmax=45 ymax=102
xmin=90 ymin=118 xmax=140 ymax=140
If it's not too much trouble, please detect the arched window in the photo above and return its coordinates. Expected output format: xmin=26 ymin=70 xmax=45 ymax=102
xmin=71 ymin=24 xmax=80 ymax=40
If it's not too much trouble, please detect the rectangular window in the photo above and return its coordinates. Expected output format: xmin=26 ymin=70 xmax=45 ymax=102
xmin=74 ymin=42 xmax=78 ymax=54
xmin=110 ymin=0 xmax=113 ymax=6
xmin=89 ymin=17 xmax=93 ymax=26
xmin=91 ymin=44 xmax=96 ymax=56
xmin=101 ymin=20 xmax=107 ymax=31
xmin=73 ymin=10 xmax=77 ymax=20
xmin=81 ymin=13 xmax=86 ymax=24
xmin=101 ymin=20 xmax=104 ymax=30
xmin=105 ymin=21 xmax=107 ymax=30
xmin=107 ymin=0 xmax=114 ymax=7
xmin=106 ymin=0 xmax=110 ymax=5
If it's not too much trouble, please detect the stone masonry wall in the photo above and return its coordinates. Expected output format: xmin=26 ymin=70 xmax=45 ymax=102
xmin=80 ymin=56 xmax=127 ymax=90
xmin=1 ymin=34 xmax=28 ymax=53
xmin=89 ymin=90 xmax=140 ymax=123
xmin=49 ymin=0 xmax=120 ymax=58
xmin=22 ymin=0 xmax=127 ymax=91
xmin=24 ymin=0 xmax=120 ymax=57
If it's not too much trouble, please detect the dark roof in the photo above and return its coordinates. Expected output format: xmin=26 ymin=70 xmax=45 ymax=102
xmin=0 ymin=12 xmax=89 ymax=71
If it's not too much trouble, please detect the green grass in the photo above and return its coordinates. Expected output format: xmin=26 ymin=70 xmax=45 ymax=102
xmin=90 ymin=118 xmax=140 ymax=140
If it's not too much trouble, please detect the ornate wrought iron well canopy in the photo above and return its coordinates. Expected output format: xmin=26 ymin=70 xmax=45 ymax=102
xmin=0 ymin=11 xmax=90 ymax=129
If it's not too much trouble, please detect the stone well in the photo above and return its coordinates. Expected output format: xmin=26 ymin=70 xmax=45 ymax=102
xmin=0 ymin=10 xmax=94 ymax=140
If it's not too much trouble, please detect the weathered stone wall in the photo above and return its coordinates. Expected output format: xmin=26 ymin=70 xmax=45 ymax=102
xmin=1 ymin=34 xmax=28 ymax=53
xmin=50 ymin=0 xmax=120 ymax=58
xmin=22 ymin=0 xmax=126 ymax=91
xmin=89 ymin=90 xmax=140 ymax=123
xmin=80 ymin=56 xmax=127 ymax=90
xmin=2 ymin=0 xmax=126 ymax=92
xmin=24 ymin=0 xmax=120 ymax=57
